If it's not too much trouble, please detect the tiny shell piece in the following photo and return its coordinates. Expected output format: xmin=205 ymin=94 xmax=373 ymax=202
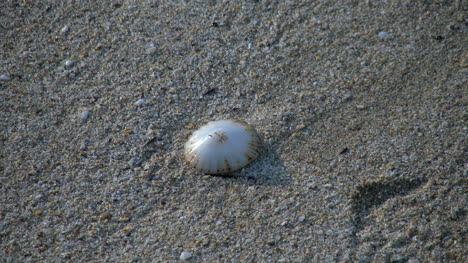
xmin=184 ymin=119 xmax=261 ymax=174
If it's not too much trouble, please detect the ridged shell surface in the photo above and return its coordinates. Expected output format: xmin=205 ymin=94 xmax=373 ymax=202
xmin=184 ymin=119 xmax=261 ymax=174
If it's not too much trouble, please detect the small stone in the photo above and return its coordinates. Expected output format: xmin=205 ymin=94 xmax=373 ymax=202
xmin=134 ymin=98 xmax=145 ymax=106
xmin=343 ymin=93 xmax=353 ymax=101
xmin=118 ymin=212 xmax=131 ymax=222
xmin=0 ymin=75 xmax=10 ymax=81
xmin=356 ymin=105 xmax=365 ymax=110
xmin=118 ymin=217 xmax=130 ymax=222
xmin=146 ymin=45 xmax=158 ymax=55
xmin=267 ymin=236 xmax=281 ymax=245
xmin=180 ymin=251 xmax=192 ymax=260
xmin=298 ymin=216 xmax=306 ymax=222
xmin=128 ymin=157 xmax=139 ymax=167
xmin=99 ymin=212 xmax=112 ymax=221
xmin=378 ymin=31 xmax=388 ymax=39
xmin=121 ymin=226 xmax=132 ymax=234
xmin=61 ymin=25 xmax=69 ymax=33
xmin=295 ymin=124 xmax=306 ymax=130
xmin=80 ymin=111 xmax=90 ymax=121
xmin=65 ymin=60 xmax=74 ymax=68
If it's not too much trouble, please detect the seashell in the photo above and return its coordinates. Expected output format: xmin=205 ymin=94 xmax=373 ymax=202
xmin=184 ymin=119 xmax=261 ymax=174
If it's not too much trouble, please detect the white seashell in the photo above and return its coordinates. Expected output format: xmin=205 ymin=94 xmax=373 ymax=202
xmin=184 ymin=119 xmax=261 ymax=174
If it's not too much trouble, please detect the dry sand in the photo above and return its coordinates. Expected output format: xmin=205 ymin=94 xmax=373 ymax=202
xmin=1 ymin=1 xmax=466 ymax=262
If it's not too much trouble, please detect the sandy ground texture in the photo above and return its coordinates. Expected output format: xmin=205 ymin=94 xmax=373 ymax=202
xmin=1 ymin=1 xmax=467 ymax=262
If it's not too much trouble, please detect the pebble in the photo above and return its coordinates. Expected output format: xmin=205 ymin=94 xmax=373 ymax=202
xmin=180 ymin=251 xmax=192 ymax=260
xmin=128 ymin=157 xmax=139 ymax=167
xmin=121 ymin=226 xmax=132 ymax=234
xmin=343 ymin=93 xmax=353 ymax=101
xmin=99 ymin=212 xmax=112 ymax=221
xmin=378 ymin=31 xmax=388 ymax=39
xmin=298 ymin=216 xmax=306 ymax=222
xmin=146 ymin=44 xmax=158 ymax=55
xmin=60 ymin=25 xmax=69 ymax=33
xmin=295 ymin=124 xmax=306 ymax=131
xmin=134 ymin=98 xmax=145 ymax=106
xmin=80 ymin=111 xmax=90 ymax=121
xmin=65 ymin=60 xmax=74 ymax=68
xmin=0 ymin=75 xmax=10 ymax=81
xmin=118 ymin=216 xmax=130 ymax=222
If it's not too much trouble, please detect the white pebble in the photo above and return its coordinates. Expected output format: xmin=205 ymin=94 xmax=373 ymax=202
xmin=179 ymin=251 xmax=192 ymax=260
xmin=378 ymin=31 xmax=388 ymax=39
xmin=61 ymin=25 xmax=69 ymax=33
xmin=298 ymin=216 xmax=306 ymax=222
xmin=134 ymin=98 xmax=145 ymax=106
xmin=65 ymin=60 xmax=74 ymax=68
xmin=80 ymin=111 xmax=90 ymax=121
xmin=0 ymin=75 xmax=10 ymax=81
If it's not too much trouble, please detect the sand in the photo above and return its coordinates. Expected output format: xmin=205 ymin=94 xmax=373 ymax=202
xmin=1 ymin=1 xmax=466 ymax=262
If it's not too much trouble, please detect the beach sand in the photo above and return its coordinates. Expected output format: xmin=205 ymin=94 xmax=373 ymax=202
xmin=1 ymin=1 xmax=466 ymax=262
